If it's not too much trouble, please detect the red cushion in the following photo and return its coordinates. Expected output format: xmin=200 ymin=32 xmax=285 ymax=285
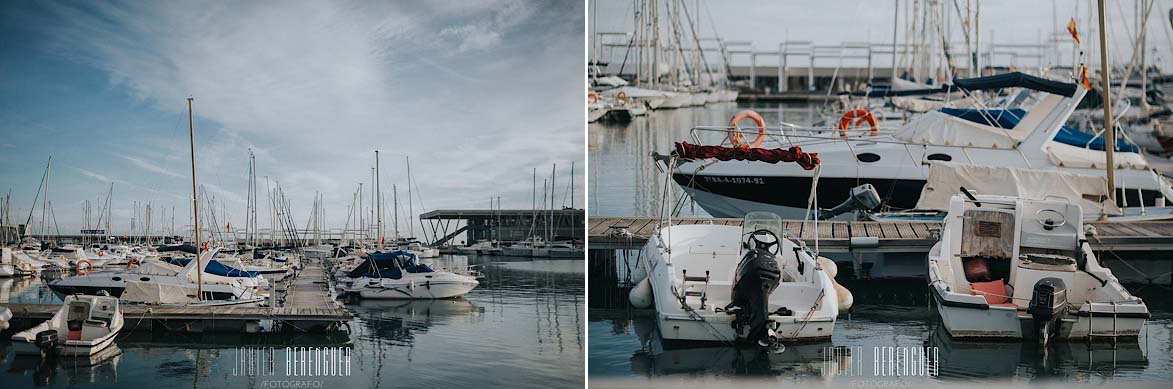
xmin=970 ymin=279 xmax=1010 ymax=305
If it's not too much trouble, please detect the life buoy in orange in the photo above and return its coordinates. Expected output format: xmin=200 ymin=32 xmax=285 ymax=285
xmin=728 ymin=110 xmax=767 ymax=148
xmin=76 ymin=259 xmax=93 ymax=275
xmin=838 ymin=109 xmax=879 ymax=138
xmin=616 ymin=91 xmax=628 ymax=101
xmin=588 ymin=92 xmax=599 ymax=104
xmin=98 ymin=250 xmax=105 ymax=257
xmin=127 ymin=257 xmax=142 ymax=269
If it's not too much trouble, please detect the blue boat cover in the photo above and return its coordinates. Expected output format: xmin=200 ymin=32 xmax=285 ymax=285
xmin=168 ymin=258 xmax=263 ymax=277
xmin=953 ymin=72 xmax=1078 ymax=97
xmin=348 ymin=250 xmax=434 ymax=279
xmin=938 ymin=108 xmax=1140 ymax=153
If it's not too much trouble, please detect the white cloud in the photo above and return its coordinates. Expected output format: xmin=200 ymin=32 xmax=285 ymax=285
xmin=10 ymin=0 xmax=583 ymax=232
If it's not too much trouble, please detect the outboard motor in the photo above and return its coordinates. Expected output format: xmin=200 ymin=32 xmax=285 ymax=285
xmin=723 ymin=229 xmax=783 ymax=347
xmin=817 ymin=184 xmax=881 ymax=220
xmin=1027 ymin=277 xmax=1069 ymax=346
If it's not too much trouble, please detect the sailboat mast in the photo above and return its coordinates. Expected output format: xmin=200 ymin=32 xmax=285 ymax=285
xmin=187 ymin=97 xmax=203 ymax=299
xmin=1096 ymin=0 xmax=1115 ymax=203
xmin=406 ymin=156 xmax=414 ymax=239
xmin=375 ymin=150 xmax=382 ymax=247
xmin=393 ymin=184 xmax=399 ymax=242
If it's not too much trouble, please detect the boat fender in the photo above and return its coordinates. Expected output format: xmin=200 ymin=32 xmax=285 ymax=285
xmin=728 ymin=110 xmax=768 ymax=148
xmin=818 ymin=257 xmax=854 ymax=313
xmin=628 ymin=277 xmax=653 ymax=309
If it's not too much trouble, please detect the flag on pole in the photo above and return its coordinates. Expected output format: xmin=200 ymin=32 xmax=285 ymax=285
xmin=226 ymin=222 xmax=231 ymax=232
xmin=1080 ymin=66 xmax=1091 ymax=89
xmin=1067 ymin=17 xmax=1081 ymax=44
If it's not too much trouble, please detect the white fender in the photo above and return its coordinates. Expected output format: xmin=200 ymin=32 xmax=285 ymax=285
xmin=628 ymin=277 xmax=653 ymax=309
xmin=818 ymin=257 xmax=853 ymax=313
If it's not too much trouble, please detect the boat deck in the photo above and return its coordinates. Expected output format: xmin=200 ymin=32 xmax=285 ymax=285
xmin=588 ymin=216 xmax=1173 ymax=252
xmin=0 ymin=260 xmax=351 ymax=334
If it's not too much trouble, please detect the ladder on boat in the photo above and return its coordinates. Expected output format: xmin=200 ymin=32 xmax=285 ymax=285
xmin=679 ymin=269 xmax=710 ymax=310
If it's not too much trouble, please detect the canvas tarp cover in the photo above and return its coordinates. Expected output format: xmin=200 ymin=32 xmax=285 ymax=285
xmin=121 ymin=281 xmax=195 ymax=305
xmin=914 ymin=162 xmax=1121 ymax=215
xmin=893 ymin=111 xmax=1019 ymax=148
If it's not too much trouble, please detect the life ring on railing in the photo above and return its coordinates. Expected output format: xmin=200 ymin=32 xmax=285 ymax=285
xmin=588 ymin=92 xmax=599 ymax=104
xmin=838 ymin=109 xmax=879 ymax=138
xmin=616 ymin=91 xmax=628 ymax=101
xmin=76 ymin=259 xmax=93 ymax=275
xmin=97 ymin=250 xmax=104 ymax=257
xmin=127 ymin=257 xmax=141 ymax=269
xmin=728 ymin=110 xmax=767 ymax=148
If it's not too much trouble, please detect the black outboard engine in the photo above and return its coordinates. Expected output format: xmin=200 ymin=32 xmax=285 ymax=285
xmin=1027 ymin=277 xmax=1069 ymax=346
xmin=724 ymin=229 xmax=783 ymax=348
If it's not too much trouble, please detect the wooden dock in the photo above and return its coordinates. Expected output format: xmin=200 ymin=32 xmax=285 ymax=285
xmin=0 ymin=261 xmax=351 ymax=334
xmin=588 ymin=216 xmax=1173 ymax=253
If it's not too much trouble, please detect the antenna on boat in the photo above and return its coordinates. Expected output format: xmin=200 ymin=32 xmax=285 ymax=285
xmin=1095 ymin=0 xmax=1116 ymax=221
xmin=375 ymin=150 xmax=382 ymax=249
xmin=188 ymin=96 xmax=203 ymax=300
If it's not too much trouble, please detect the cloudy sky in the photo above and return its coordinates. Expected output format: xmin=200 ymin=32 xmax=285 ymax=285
xmin=591 ymin=0 xmax=1173 ymax=72
xmin=0 ymin=0 xmax=584 ymax=236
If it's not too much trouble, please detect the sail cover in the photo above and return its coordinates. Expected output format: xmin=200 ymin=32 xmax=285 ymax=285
xmin=953 ymin=72 xmax=1078 ymax=97
xmin=168 ymin=258 xmax=262 ymax=277
xmin=914 ymin=162 xmax=1121 ymax=215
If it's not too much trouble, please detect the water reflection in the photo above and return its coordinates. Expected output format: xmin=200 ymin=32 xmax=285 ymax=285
xmin=353 ymin=299 xmax=483 ymax=347
xmin=4 ymin=343 xmax=122 ymax=386
xmin=926 ymin=323 xmax=1149 ymax=381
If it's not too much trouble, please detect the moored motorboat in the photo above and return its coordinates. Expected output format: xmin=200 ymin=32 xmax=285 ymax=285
xmin=339 ymin=250 xmax=479 ymax=299
xmin=927 ymin=190 xmax=1148 ymax=343
xmin=11 ymin=294 xmax=124 ymax=356
xmin=634 ymin=212 xmax=845 ymax=347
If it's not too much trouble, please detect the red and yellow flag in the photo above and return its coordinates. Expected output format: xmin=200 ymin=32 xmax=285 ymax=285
xmin=1067 ymin=17 xmax=1081 ymax=44
xmin=1080 ymin=66 xmax=1091 ymax=89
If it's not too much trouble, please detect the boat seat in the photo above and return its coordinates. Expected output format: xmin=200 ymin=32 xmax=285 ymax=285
xmin=970 ymin=279 xmax=1011 ymax=305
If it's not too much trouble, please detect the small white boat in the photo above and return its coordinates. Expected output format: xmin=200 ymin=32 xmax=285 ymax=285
xmin=927 ymin=190 xmax=1149 ymax=343
xmin=689 ymin=92 xmax=708 ymax=106
xmin=340 ymin=251 xmax=478 ymax=299
xmin=12 ymin=294 xmax=124 ymax=356
xmin=634 ymin=212 xmax=847 ymax=347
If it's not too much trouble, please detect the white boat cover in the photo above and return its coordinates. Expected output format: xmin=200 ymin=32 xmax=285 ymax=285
xmin=915 ymin=162 xmax=1122 ymax=215
xmin=594 ymin=76 xmax=628 ymax=87
xmin=121 ymin=281 xmax=195 ymax=305
xmin=893 ymin=111 xmax=1019 ymax=148
xmin=135 ymin=260 xmax=183 ymax=276
xmin=1044 ymin=142 xmax=1150 ymax=170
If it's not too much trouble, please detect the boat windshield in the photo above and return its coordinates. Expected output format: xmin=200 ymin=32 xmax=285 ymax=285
xmin=742 ymin=212 xmax=784 ymax=238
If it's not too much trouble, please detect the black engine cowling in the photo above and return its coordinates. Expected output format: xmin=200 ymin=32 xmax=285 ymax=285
xmin=1027 ymin=277 xmax=1069 ymax=345
xmin=725 ymin=248 xmax=782 ymax=346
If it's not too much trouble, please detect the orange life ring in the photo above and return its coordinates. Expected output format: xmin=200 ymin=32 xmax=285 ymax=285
xmin=127 ymin=258 xmax=142 ymax=269
xmin=616 ymin=91 xmax=628 ymax=101
xmin=76 ymin=259 xmax=93 ymax=275
xmin=98 ymin=250 xmax=105 ymax=257
xmin=838 ymin=109 xmax=879 ymax=138
xmin=588 ymin=92 xmax=599 ymax=104
xmin=728 ymin=110 xmax=768 ymax=148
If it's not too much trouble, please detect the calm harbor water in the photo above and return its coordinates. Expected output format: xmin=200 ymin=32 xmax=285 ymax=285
xmin=587 ymin=103 xmax=1173 ymax=384
xmin=0 ymin=255 xmax=584 ymax=388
